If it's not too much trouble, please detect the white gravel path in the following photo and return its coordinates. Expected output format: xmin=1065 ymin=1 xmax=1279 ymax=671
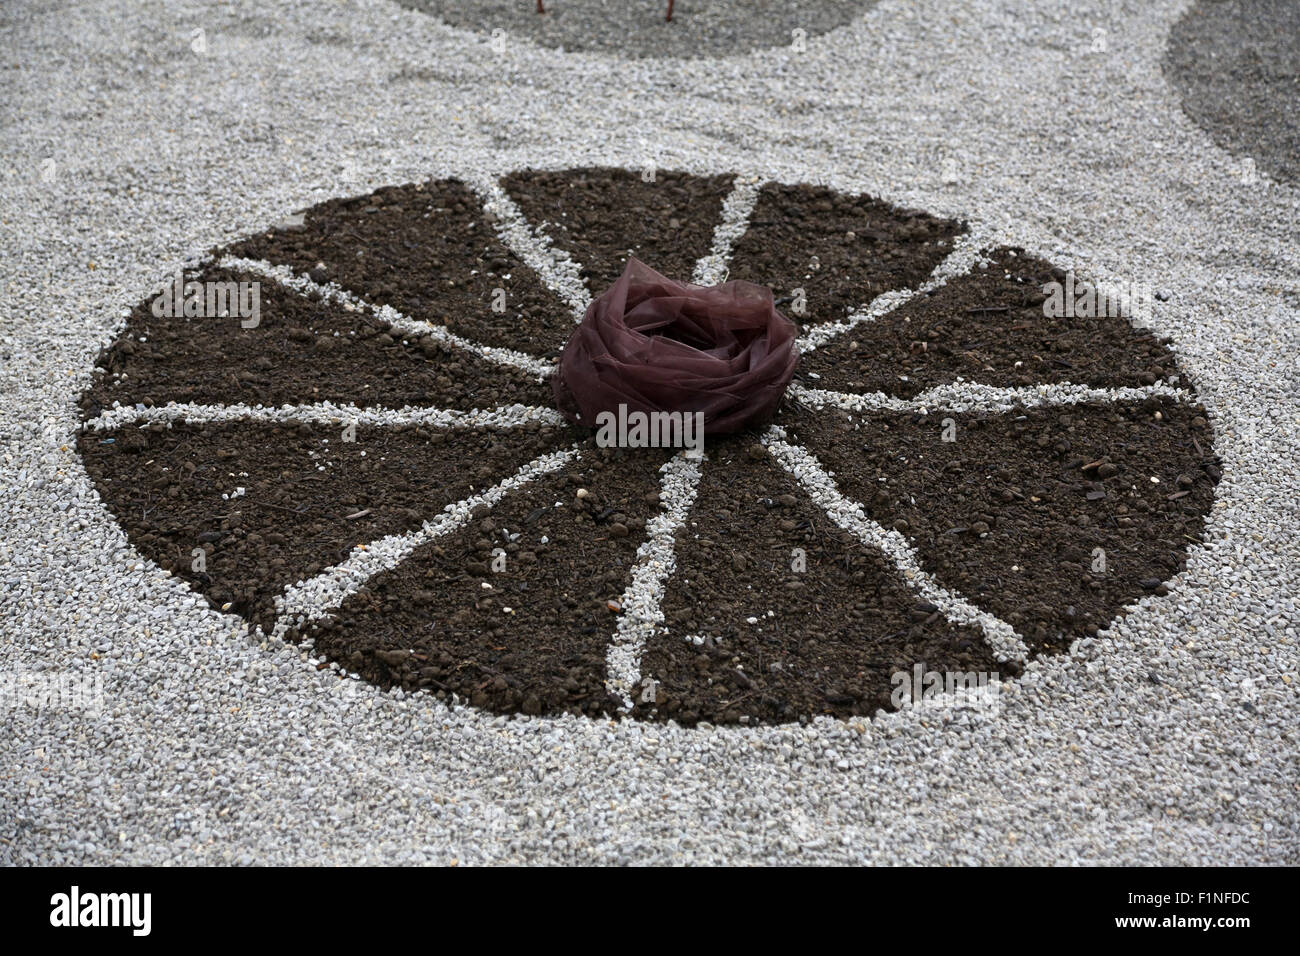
xmin=1 ymin=0 xmax=1296 ymax=865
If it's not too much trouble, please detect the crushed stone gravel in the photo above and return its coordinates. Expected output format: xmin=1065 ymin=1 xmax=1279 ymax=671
xmin=0 ymin=0 xmax=1297 ymax=864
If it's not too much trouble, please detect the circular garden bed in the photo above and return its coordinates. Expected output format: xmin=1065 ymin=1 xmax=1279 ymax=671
xmin=78 ymin=166 xmax=1219 ymax=724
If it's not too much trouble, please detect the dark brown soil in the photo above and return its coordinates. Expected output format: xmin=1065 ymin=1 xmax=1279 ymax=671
xmin=726 ymin=182 xmax=964 ymax=328
xmin=289 ymin=446 xmax=671 ymax=718
xmin=801 ymin=248 xmax=1182 ymax=396
xmin=77 ymin=420 xmax=569 ymax=630
xmin=223 ymin=179 xmax=577 ymax=357
xmin=80 ymin=264 xmax=553 ymax=419
xmin=75 ymin=167 xmax=1220 ymax=726
xmin=502 ymin=167 xmax=735 ymax=292
xmin=633 ymin=438 xmax=1015 ymax=724
xmin=780 ymin=395 xmax=1218 ymax=654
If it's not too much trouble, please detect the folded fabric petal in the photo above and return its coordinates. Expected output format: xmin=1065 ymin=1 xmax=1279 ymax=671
xmin=553 ymin=258 xmax=800 ymax=434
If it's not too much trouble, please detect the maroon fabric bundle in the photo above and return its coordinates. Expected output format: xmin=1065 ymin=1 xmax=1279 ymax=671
xmin=553 ymin=258 xmax=800 ymax=435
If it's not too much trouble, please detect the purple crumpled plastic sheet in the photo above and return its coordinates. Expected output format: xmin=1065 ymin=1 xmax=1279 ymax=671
xmin=553 ymin=258 xmax=800 ymax=435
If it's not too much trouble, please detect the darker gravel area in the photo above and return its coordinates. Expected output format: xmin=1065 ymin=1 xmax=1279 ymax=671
xmin=395 ymin=0 xmax=877 ymax=58
xmin=1165 ymin=0 xmax=1300 ymax=184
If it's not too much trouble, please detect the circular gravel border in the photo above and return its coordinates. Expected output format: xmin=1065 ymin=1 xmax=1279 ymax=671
xmin=1164 ymin=0 xmax=1300 ymax=184
xmin=76 ymin=167 xmax=1216 ymax=725
xmin=393 ymin=0 xmax=878 ymax=58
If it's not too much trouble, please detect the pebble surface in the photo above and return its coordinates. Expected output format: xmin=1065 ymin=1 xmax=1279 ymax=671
xmin=1 ymin=0 xmax=1298 ymax=864
xmin=1164 ymin=0 xmax=1300 ymax=184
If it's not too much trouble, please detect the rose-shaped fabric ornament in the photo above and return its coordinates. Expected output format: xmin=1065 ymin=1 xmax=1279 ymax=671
xmin=553 ymin=258 xmax=800 ymax=435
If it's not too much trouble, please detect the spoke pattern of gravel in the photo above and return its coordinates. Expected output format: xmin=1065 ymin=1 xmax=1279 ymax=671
xmin=77 ymin=166 xmax=1211 ymax=725
xmin=1 ymin=0 xmax=1298 ymax=865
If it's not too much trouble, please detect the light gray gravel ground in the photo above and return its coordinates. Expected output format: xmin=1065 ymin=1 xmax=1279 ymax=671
xmin=1 ymin=0 xmax=1298 ymax=864
xmin=1165 ymin=0 xmax=1300 ymax=184
xmin=393 ymin=0 xmax=877 ymax=58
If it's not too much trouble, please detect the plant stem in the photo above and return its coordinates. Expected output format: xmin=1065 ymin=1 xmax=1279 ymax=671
xmin=536 ymin=0 xmax=544 ymax=13
xmin=666 ymin=0 xmax=674 ymax=21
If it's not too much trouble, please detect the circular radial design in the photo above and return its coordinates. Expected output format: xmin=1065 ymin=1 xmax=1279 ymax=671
xmin=78 ymin=166 xmax=1220 ymax=725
